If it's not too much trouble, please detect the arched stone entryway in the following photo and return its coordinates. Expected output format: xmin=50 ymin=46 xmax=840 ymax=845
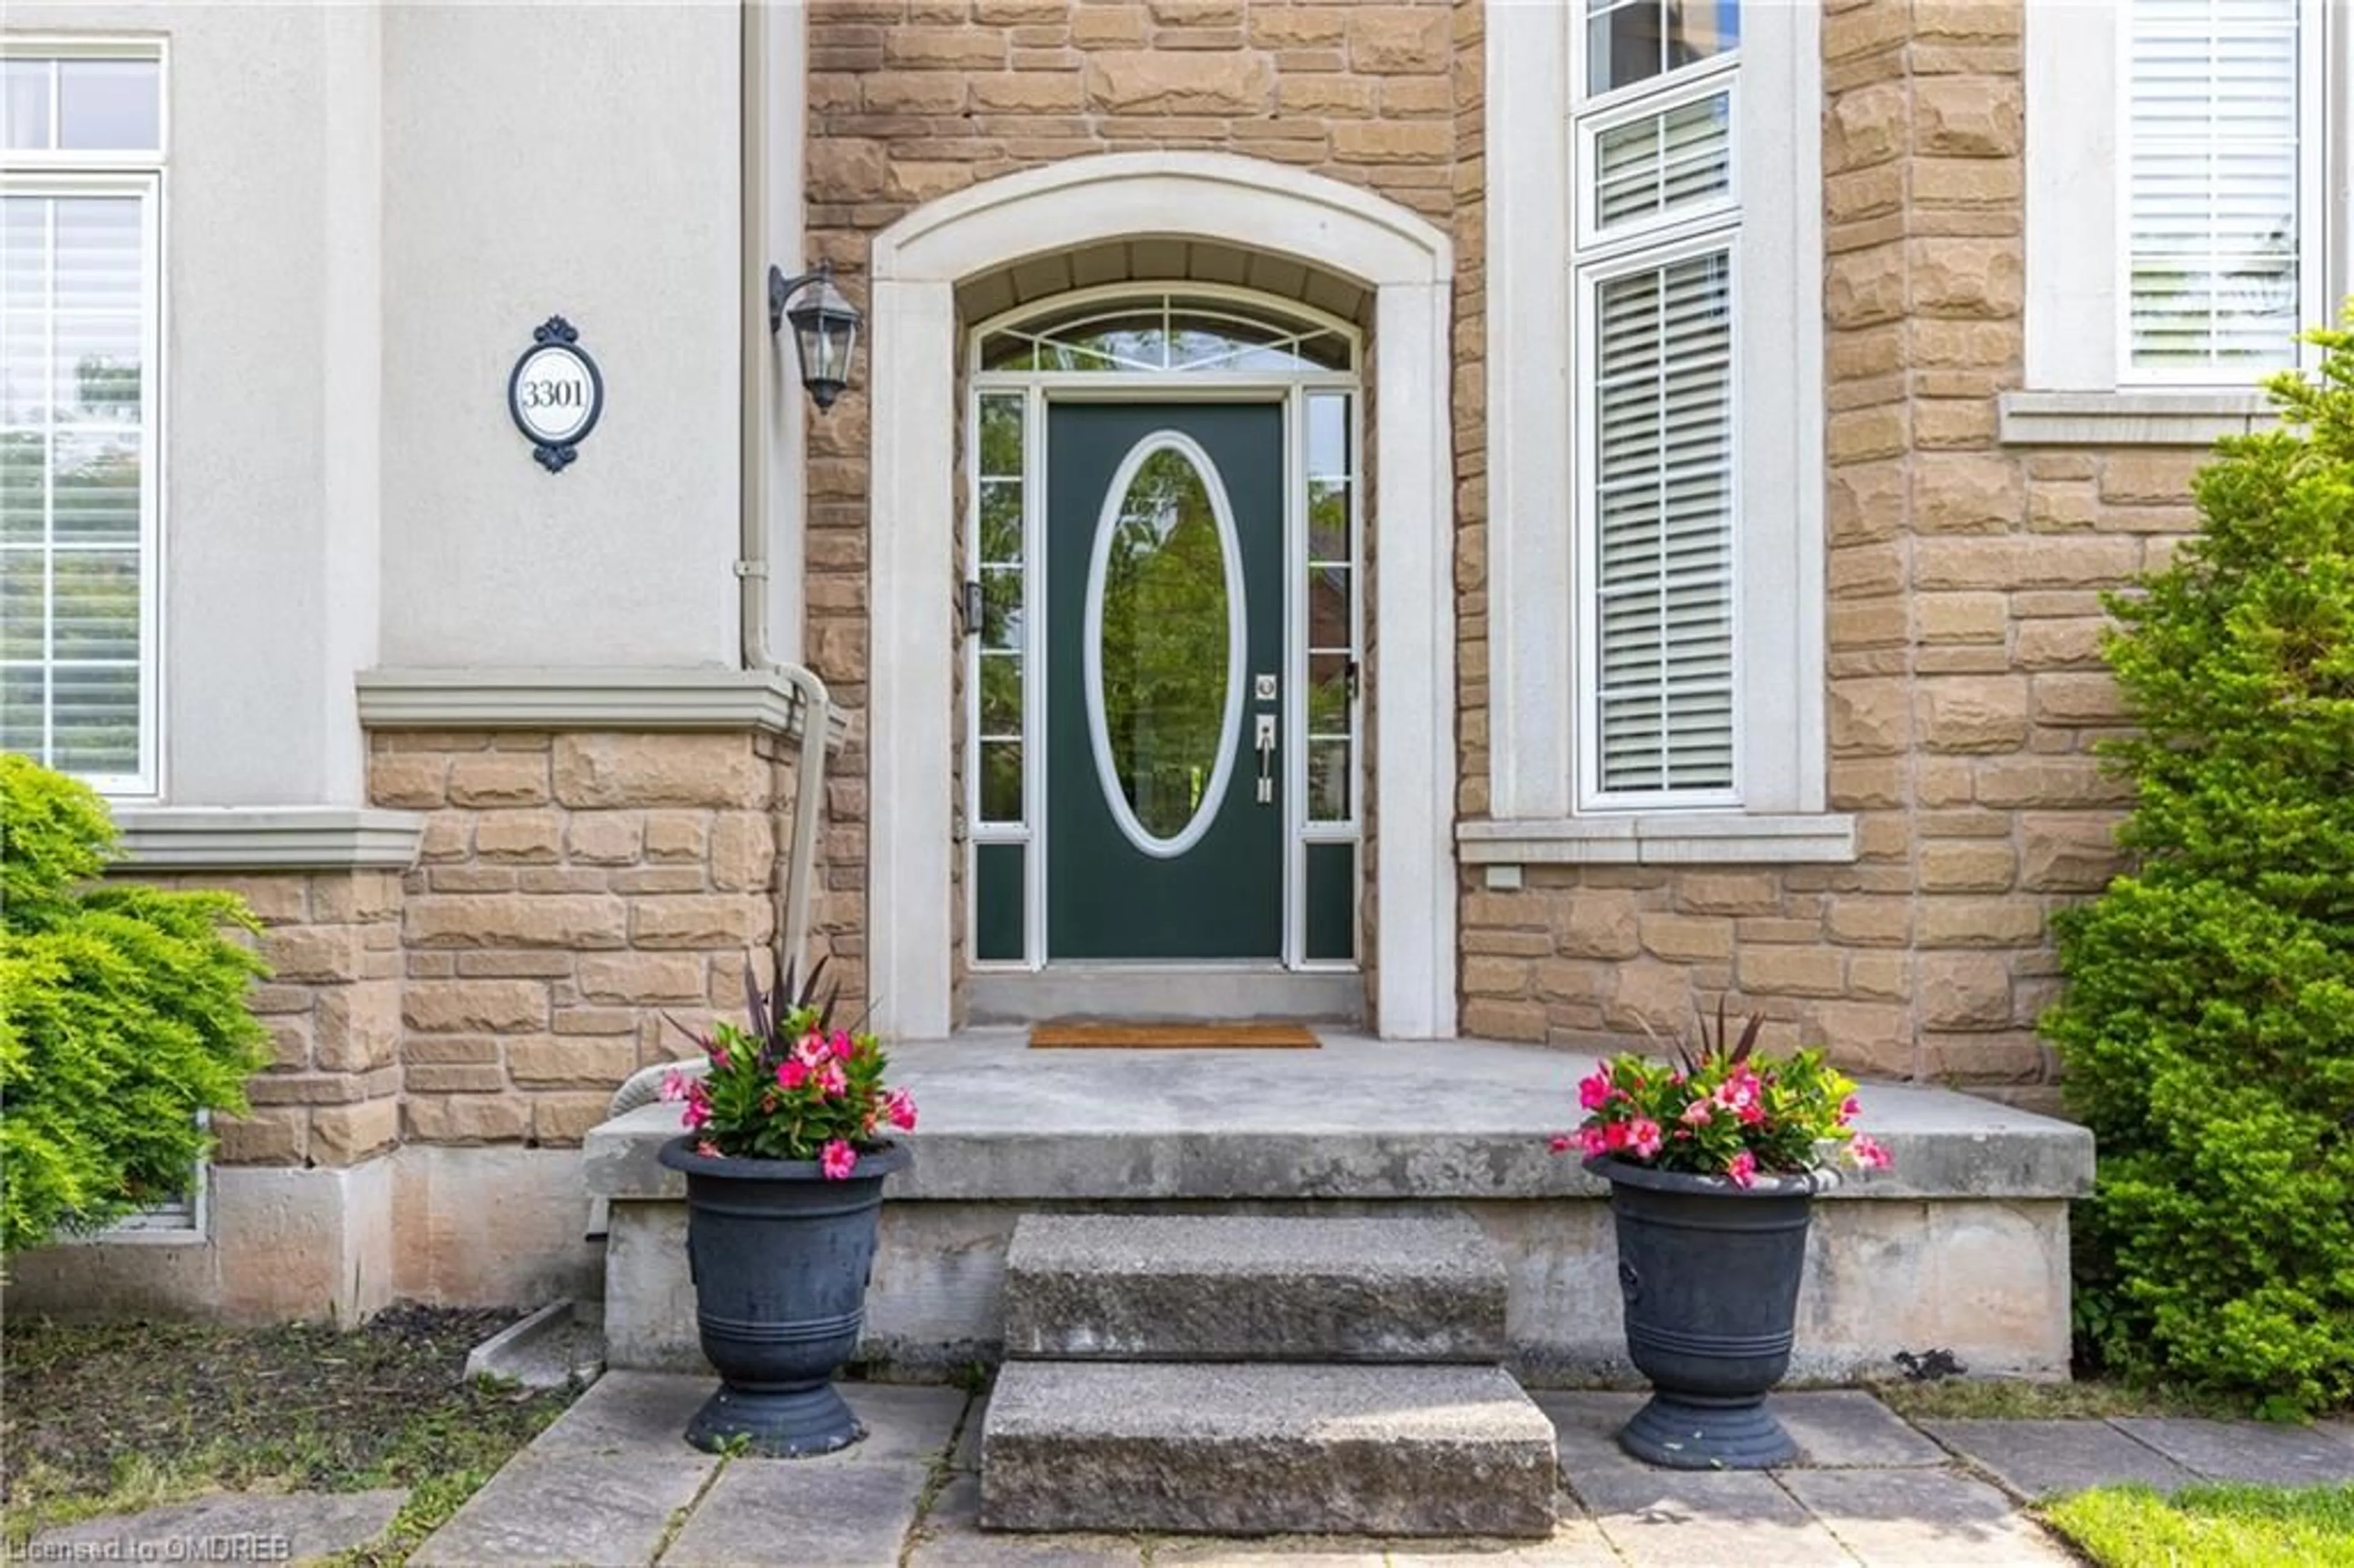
xmin=866 ymin=151 xmax=1456 ymax=1040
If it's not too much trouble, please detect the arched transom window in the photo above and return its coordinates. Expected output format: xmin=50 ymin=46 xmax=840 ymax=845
xmin=978 ymin=291 xmax=1357 ymax=376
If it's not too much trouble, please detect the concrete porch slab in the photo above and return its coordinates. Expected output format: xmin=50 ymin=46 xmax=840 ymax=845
xmin=588 ymin=1031 xmax=2093 ymax=1206
xmin=589 ymin=1032 xmax=2092 ymax=1385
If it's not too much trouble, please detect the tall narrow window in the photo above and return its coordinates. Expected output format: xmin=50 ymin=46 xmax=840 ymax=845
xmin=1574 ymin=4 xmax=1740 ymax=806
xmin=0 ymin=44 xmax=163 ymax=793
xmin=2124 ymin=0 xmax=2314 ymax=378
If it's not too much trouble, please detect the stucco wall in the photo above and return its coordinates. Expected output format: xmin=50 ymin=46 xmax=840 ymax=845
xmin=376 ymin=1 xmax=745 ymax=672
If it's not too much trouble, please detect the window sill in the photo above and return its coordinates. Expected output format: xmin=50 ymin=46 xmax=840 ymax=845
xmin=1458 ymin=813 xmax=1858 ymax=878
xmin=112 ymin=807 xmax=427 ymax=873
xmin=1998 ymin=389 xmax=2273 ymax=447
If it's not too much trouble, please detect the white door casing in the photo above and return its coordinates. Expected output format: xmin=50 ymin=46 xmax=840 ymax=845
xmin=867 ymin=151 xmax=1457 ymax=1039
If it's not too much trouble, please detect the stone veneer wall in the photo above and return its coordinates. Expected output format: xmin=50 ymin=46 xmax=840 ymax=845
xmin=798 ymin=0 xmax=2179 ymax=1083
xmin=368 ymin=730 xmax=797 ymax=1147
xmin=172 ymin=870 xmax=406 ymax=1171
xmin=803 ymin=0 xmax=1477 ymax=1013
xmin=1460 ymin=0 xmax=2189 ymax=1101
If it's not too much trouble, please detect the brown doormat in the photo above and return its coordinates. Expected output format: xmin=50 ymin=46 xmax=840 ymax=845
xmin=1029 ymin=1022 xmax=1321 ymax=1049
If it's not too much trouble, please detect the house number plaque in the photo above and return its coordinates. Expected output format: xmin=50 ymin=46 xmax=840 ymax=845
xmin=508 ymin=316 xmax=604 ymax=473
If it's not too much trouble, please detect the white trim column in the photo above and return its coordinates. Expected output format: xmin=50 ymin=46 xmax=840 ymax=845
xmin=867 ymin=276 xmax=959 ymax=1039
xmin=1485 ymin=0 xmax=1574 ymax=823
xmin=1372 ymin=278 xmax=1459 ymax=1038
xmin=866 ymin=152 xmax=1457 ymax=1040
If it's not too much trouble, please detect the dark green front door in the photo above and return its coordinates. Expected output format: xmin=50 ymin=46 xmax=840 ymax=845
xmin=1045 ymin=402 xmax=1284 ymax=959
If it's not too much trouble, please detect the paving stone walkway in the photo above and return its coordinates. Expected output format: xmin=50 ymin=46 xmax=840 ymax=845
xmin=386 ymin=1373 xmax=2354 ymax=1566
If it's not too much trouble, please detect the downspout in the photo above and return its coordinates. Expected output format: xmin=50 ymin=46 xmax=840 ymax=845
xmin=609 ymin=0 xmax=824 ymax=1123
xmin=737 ymin=0 xmax=830 ymax=1003
xmin=737 ymin=0 xmax=829 ymax=992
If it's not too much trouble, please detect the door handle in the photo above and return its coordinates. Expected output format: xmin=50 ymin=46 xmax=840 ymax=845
xmin=1254 ymin=713 xmax=1277 ymax=805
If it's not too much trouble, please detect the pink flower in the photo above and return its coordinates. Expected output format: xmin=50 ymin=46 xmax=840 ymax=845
xmin=711 ymin=1049 xmax=730 ymax=1073
xmin=817 ymin=1061 xmax=848 ymax=1098
xmin=683 ymin=1095 xmax=712 ymax=1131
xmin=1628 ymin=1118 xmax=1664 ymax=1159
xmin=1548 ymin=1134 xmax=1573 ymax=1155
xmin=660 ymin=1069 xmax=691 ymax=1103
xmin=820 ymin=1139 xmax=857 ymax=1181
xmin=1737 ymin=1102 xmax=1766 ymax=1127
xmin=1603 ymin=1120 xmax=1631 ymax=1153
xmin=1838 ymin=1094 xmax=1862 ymax=1126
xmin=831 ymin=1030 xmax=857 ymax=1060
xmin=695 ymin=1140 xmax=720 ymax=1158
xmin=1715 ymin=1068 xmax=1761 ymax=1113
xmin=1726 ymin=1149 xmax=1758 ymax=1189
xmin=795 ymin=1033 xmax=831 ymax=1070
xmin=779 ymin=1058 xmax=810 ymax=1090
xmin=1849 ymin=1134 xmax=1894 ymax=1171
xmin=1679 ymin=1100 xmax=1713 ymax=1127
xmin=885 ymin=1088 xmax=918 ymax=1132
xmin=1579 ymin=1125 xmax=1610 ymax=1158
xmin=1577 ymin=1070 xmax=1612 ymax=1111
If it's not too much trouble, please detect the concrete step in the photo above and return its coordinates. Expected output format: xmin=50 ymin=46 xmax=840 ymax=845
xmin=1002 ymin=1212 xmax=1507 ymax=1362
xmin=978 ymin=1361 xmax=1558 ymax=1537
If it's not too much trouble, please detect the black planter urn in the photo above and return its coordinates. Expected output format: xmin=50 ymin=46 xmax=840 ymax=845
xmin=658 ymin=1136 xmax=911 ymax=1457
xmin=1588 ymin=1155 xmax=1828 ymax=1469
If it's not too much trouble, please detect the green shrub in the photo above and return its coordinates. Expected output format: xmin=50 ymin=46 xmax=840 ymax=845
xmin=2044 ymin=317 xmax=2354 ymax=1417
xmin=1 ymin=755 xmax=270 ymax=1253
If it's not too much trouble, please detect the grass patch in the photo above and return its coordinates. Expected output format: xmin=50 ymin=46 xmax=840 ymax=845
xmin=1 ymin=1305 xmax=581 ymax=1559
xmin=2045 ymin=1482 xmax=2354 ymax=1567
xmin=1865 ymin=1376 xmax=2247 ymax=1423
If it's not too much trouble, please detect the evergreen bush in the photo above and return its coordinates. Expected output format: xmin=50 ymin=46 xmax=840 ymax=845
xmin=2044 ymin=318 xmax=2354 ymax=1418
xmin=1 ymin=755 xmax=270 ymax=1253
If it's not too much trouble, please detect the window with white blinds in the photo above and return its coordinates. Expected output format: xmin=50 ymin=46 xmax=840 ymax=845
xmin=0 ymin=45 xmax=162 ymax=793
xmin=1575 ymin=6 xmax=1742 ymax=806
xmin=1591 ymin=252 xmax=1735 ymax=795
xmin=2124 ymin=0 xmax=2317 ymax=379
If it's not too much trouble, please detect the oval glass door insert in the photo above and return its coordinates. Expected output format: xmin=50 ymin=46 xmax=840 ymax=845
xmin=1083 ymin=432 xmax=1247 ymax=858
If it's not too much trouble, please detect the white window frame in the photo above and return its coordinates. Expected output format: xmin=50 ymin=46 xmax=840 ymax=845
xmin=1473 ymin=0 xmax=1849 ymax=870
xmin=1 ymin=36 xmax=167 ymax=798
xmin=94 ymin=1110 xmax=209 ymax=1243
xmin=2010 ymin=0 xmax=2351 ymax=444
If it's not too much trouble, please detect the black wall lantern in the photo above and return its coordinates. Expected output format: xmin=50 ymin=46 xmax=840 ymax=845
xmin=769 ymin=261 xmax=861 ymax=411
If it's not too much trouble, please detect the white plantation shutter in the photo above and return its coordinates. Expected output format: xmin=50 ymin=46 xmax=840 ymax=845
xmin=1593 ymin=93 xmax=1733 ymax=234
xmin=0 ymin=188 xmax=151 ymax=782
xmin=2125 ymin=0 xmax=2305 ymax=376
xmin=0 ymin=48 xmax=161 ymax=793
xmin=1593 ymin=254 xmax=1735 ymax=794
xmin=1574 ymin=7 xmax=1743 ymax=805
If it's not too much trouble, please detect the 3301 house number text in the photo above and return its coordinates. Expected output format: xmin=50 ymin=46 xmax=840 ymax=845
xmin=520 ymin=378 xmax=585 ymax=410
